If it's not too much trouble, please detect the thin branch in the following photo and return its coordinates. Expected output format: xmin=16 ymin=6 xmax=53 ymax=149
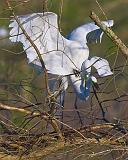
xmin=92 ymin=86 xmax=109 ymax=122
xmin=0 ymin=103 xmax=88 ymax=140
xmin=0 ymin=102 xmax=64 ymax=140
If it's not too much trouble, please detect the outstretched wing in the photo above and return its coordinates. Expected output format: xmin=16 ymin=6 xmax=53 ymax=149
xmin=67 ymin=20 xmax=114 ymax=46
xmin=9 ymin=12 xmax=88 ymax=75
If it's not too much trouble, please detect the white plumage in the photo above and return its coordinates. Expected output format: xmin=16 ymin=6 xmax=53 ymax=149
xmin=9 ymin=12 xmax=113 ymax=101
xmin=9 ymin=12 xmax=89 ymax=75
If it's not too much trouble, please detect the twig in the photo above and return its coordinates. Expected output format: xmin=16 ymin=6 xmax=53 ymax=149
xmin=0 ymin=103 xmax=88 ymax=140
xmin=0 ymin=102 xmax=64 ymax=140
xmin=90 ymin=11 xmax=128 ymax=58
xmin=92 ymin=86 xmax=109 ymax=122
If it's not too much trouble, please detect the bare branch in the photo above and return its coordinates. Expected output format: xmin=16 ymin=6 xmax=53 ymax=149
xmin=0 ymin=103 xmax=64 ymax=140
xmin=90 ymin=11 xmax=128 ymax=58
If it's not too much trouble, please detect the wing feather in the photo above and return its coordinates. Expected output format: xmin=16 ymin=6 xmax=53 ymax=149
xmin=9 ymin=12 xmax=88 ymax=75
xmin=67 ymin=20 xmax=114 ymax=46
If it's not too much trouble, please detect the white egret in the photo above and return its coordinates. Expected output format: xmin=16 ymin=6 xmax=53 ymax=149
xmin=9 ymin=12 xmax=113 ymax=101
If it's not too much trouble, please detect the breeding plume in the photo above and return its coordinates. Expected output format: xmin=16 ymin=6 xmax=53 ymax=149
xmin=9 ymin=12 xmax=113 ymax=101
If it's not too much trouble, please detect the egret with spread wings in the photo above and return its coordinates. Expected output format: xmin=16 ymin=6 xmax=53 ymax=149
xmin=9 ymin=12 xmax=113 ymax=101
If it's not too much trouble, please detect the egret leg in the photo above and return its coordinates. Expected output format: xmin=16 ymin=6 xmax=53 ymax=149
xmin=74 ymin=96 xmax=83 ymax=126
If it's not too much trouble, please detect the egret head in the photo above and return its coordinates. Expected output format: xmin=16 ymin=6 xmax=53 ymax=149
xmin=80 ymin=59 xmax=100 ymax=100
